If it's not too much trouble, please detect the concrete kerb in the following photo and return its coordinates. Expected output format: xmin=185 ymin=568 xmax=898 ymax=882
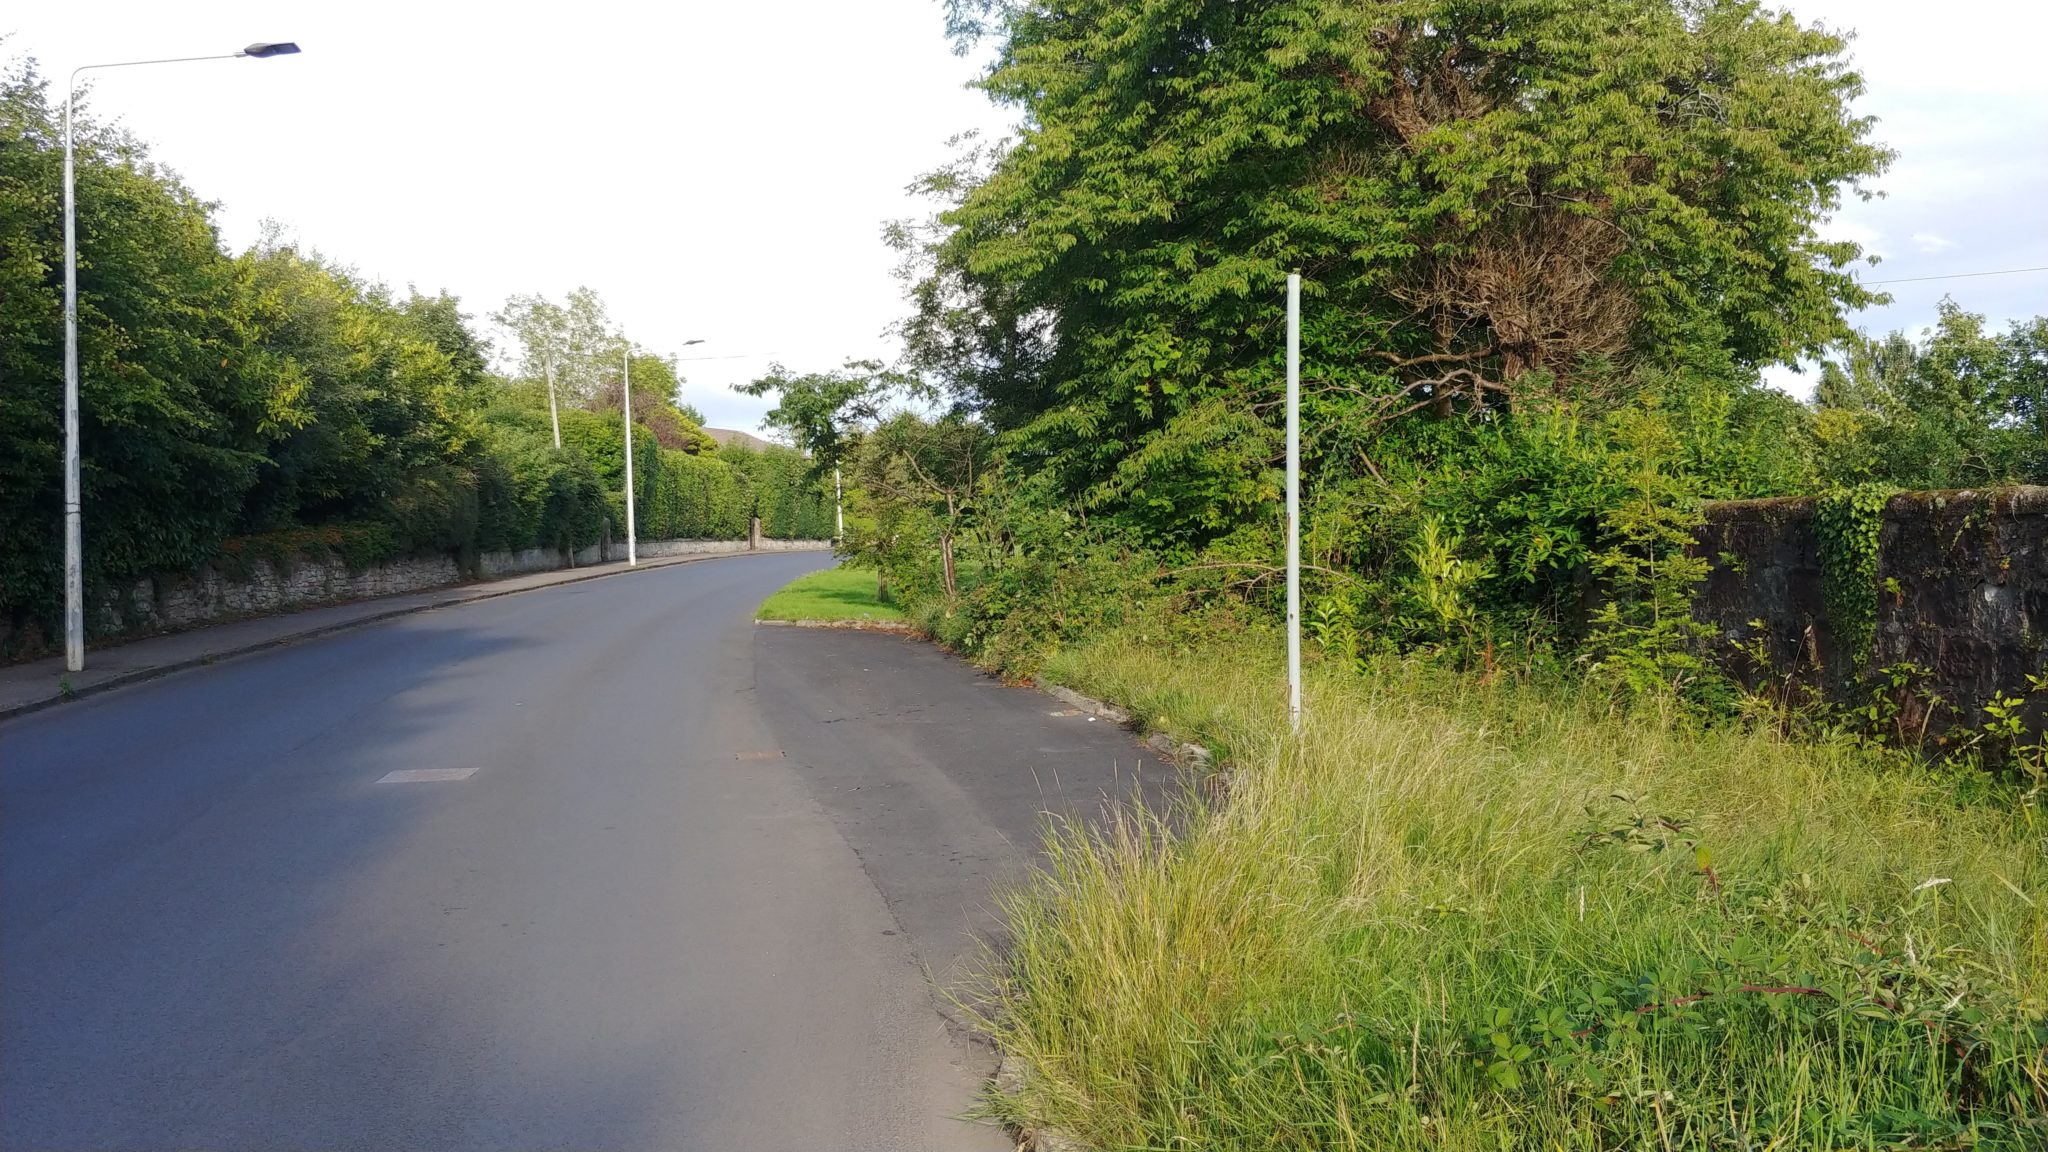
xmin=1034 ymin=678 xmax=1213 ymax=769
xmin=0 ymin=548 xmax=824 ymax=723
xmin=1035 ymin=681 xmax=1130 ymax=724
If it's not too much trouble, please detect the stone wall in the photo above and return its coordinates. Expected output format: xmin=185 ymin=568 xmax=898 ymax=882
xmin=475 ymin=548 xmax=564 ymax=579
xmin=1694 ymin=486 xmax=2048 ymax=731
xmin=1 ymin=536 xmax=829 ymax=658
xmin=99 ymin=551 xmax=464 ymax=636
xmin=638 ymin=536 xmax=825 ymax=559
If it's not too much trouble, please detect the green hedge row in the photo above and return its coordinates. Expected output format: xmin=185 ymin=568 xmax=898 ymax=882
xmin=0 ymin=55 xmax=827 ymax=658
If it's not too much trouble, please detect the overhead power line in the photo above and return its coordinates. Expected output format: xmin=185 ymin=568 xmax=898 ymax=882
xmin=1865 ymin=265 xmax=2048 ymax=287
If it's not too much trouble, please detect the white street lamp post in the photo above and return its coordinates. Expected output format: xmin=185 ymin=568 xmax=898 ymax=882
xmin=620 ymin=339 xmax=702 ymax=569
xmin=1286 ymin=272 xmax=1302 ymax=732
xmin=621 ymin=350 xmax=637 ymax=567
xmin=61 ymin=41 xmax=300 ymax=672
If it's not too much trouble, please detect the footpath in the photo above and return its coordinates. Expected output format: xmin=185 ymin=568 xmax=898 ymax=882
xmin=0 ymin=547 xmax=824 ymax=721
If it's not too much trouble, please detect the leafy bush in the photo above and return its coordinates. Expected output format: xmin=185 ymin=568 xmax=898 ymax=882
xmin=215 ymin=522 xmax=400 ymax=578
xmin=716 ymin=444 xmax=835 ymax=540
xmin=2 ymin=58 xmax=268 ymax=629
xmin=473 ymin=413 xmax=610 ymax=556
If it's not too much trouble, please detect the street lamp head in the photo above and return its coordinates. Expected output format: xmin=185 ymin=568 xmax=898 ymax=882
xmin=682 ymin=339 xmax=705 ymax=346
xmin=240 ymin=42 xmax=301 ymax=58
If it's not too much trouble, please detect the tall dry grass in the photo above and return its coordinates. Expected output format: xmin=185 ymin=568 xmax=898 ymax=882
xmin=977 ymin=631 xmax=2047 ymax=1150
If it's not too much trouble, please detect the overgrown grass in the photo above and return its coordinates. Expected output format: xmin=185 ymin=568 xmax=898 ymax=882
xmin=977 ymin=625 xmax=2048 ymax=1150
xmin=756 ymin=565 xmax=902 ymax=623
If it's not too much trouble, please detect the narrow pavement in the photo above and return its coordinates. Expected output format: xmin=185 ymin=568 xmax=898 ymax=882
xmin=0 ymin=552 xmax=1164 ymax=1150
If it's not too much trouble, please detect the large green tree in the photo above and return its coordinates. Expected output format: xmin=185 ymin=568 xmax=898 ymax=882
xmin=230 ymin=235 xmax=486 ymax=550
xmin=1 ymin=57 xmax=271 ymax=625
xmin=587 ymin=350 xmax=718 ymax=454
xmin=736 ymin=359 xmax=907 ymax=472
xmin=908 ymin=0 xmax=1891 ymax=543
xmin=0 ymin=53 xmax=830 ymax=656
xmin=1813 ymin=302 xmax=2048 ymax=489
xmin=492 ymin=288 xmax=626 ymax=408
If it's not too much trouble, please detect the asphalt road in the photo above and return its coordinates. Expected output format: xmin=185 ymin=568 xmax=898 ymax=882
xmin=0 ymin=552 xmax=1165 ymax=1151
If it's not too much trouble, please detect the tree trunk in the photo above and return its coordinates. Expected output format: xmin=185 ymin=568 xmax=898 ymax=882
xmin=941 ymin=492 xmax=960 ymax=600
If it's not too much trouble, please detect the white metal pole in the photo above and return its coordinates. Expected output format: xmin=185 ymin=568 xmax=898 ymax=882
xmin=621 ymin=350 xmax=637 ymax=567
xmin=544 ymin=353 xmax=561 ymax=449
xmin=61 ymin=81 xmax=83 ymax=673
xmin=58 ymin=47 xmax=296 ymax=673
xmin=1286 ymin=272 xmax=1302 ymax=732
xmin=834 ymin=467 xmax=844 ymax=542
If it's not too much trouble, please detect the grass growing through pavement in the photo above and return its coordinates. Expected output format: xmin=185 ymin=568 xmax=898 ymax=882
xmin=976 ymin=627 xmax=2047 ymax=1150
xmin=756 ymin=565 xmax=903 ymax=624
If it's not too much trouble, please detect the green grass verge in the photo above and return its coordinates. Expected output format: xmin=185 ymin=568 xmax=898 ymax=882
xmin=756 ymin=565 xmax=903 ymax=623
xmin=977 ymin=627 xmax=2048 ymax=1150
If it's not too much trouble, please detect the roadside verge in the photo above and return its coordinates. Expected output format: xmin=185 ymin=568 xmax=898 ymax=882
xmin=752 ymin=564 xmax=907 ymax=629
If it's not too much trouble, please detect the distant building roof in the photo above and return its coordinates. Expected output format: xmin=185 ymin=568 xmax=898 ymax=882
xmin=702 ymin=427 xmax=778 ymax=452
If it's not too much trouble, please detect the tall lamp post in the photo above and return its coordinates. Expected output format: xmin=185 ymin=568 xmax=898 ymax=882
xmin=620 ymin=339 xmax=703 ymax=568
xmin=62 ymin=41 xmax=301 ymax=673
xmin=621 ymin=349 xmax=636 ymax=567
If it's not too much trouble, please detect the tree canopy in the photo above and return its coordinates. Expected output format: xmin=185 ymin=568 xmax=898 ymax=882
xmin=838 ymin=0 xmax=2047 ymax=693
xmin=0 ymin=54 xmax=828 ymax=654
xmin=907 ymin=0 xmax=1892 ymax=542
xmin=1812 ymin=302 xmax=2047 ymax=490
xmin=736 ymin=359 xmax=908 ymax=472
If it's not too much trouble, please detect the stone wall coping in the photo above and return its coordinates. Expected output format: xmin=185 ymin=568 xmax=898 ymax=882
xmin=1703 ymin=484 xmax=2048 ymax=524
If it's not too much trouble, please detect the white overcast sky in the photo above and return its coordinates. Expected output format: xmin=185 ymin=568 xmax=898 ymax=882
xmin=7 ymin=1 xmax=2045 ymax=431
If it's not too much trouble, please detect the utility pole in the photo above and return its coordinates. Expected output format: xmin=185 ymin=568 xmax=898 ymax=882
xmin=1286 ymin=272 xmax=1302 ymax=732
xmin=834 ymin=467 xmax=844 ymax=542
xmin=621 ymin=349 xmax=636 ymax=567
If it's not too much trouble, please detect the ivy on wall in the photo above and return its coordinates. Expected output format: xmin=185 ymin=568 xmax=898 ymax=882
xmin=1814 ymin=484 xmax=1893 ymax=669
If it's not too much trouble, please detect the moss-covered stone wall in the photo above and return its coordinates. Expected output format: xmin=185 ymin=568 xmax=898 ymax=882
xmin=1694 ymin=486 xmax=2048 ymax=734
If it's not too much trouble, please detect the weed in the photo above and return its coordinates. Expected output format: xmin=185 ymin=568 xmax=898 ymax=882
xmin=974 ymin=630 xmax=2048 ymax=1150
